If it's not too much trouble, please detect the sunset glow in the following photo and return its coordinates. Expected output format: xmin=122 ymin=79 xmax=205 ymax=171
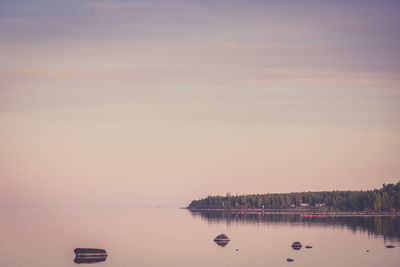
xmin=1 ymin=0 xmax=399 ymax=207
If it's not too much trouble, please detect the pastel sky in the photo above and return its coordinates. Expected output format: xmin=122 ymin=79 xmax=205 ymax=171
xmin=1 ymin=0 xmax=399 ymax=207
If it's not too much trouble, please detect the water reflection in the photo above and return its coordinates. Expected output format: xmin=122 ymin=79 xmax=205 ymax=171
xmin=74 ymin=255 xmax=107 ymax=264
xmin=214 ymin=239 xmax=230 ymax=247
xmin=190 ymin=210 xmax=400 ymax=242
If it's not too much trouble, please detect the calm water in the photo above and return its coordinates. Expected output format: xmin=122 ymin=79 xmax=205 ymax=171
xmin=1 ymin=207 xmax=399 ymax=267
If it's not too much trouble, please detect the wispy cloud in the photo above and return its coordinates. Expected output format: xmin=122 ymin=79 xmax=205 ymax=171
xmin=1 ymin=0 xmax=400 ymax=207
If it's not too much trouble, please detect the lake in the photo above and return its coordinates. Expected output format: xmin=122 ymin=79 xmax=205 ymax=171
xmin=1 ymin=207 xmax=399 ymax=266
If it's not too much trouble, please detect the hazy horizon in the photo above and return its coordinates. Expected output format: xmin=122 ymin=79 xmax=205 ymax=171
xmin=1 ymin=0 xmax=399 ymax=208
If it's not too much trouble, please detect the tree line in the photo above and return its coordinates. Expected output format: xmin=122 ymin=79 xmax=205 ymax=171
xmin=188 ymin=181 xmax=400 ymax=212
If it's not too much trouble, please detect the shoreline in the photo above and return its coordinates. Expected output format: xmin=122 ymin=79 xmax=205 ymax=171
xmin=187 ymin=208 xmax=400 ymax=216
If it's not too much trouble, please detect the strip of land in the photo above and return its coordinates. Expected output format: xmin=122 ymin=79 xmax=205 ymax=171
xmin=188 ymin=181 xmax=400 ymax=214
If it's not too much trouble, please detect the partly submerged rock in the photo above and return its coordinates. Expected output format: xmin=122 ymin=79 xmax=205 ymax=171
xmin=287 ymin=258 xmax=294 ymax=262
xmin=214 ymin=234 xmax=230 ymax=247
xmin=385 ymin=245 xmax=395 ymax=248
xmin=305 ymin=245 xmax=313 ymax=249
xmin=74 ymin=248 xmax=107 ymax=264
xmin=291 ymin=241 xmax=302 ymax=250
xmin=74 ymin=248 xmax=107 ymax=255
xmin=214 ymin=234 xmax=230 ymax=241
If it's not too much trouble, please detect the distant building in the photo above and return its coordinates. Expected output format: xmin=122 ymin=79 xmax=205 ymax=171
xmin=290 ymin=204 xmax=296 ymax=208
xmin=315 ymin=203 xmax=326 ymax=207
xmin=300 ymin=203 xmax=309 ymax=207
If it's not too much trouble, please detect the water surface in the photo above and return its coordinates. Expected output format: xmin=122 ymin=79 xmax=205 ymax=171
xmin=1 ymin=208 xmax=399 ymax=266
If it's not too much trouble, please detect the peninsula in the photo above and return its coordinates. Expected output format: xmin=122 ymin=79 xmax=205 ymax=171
xmin=188 ymin=181 xmax=400 ymax=213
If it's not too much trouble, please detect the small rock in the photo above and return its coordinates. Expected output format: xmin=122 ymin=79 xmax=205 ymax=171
xmin=287 ymin=258 xmax=294 ymax=262
xmin=214 ymin=234 xmax=230 ymax=241
xmin=305 ymin=245 xmax=312 ymax=249
xmin=366 ymin=250 xmax=369 ymax=252
xmin=236 ymin=248 xmax=239 ymax=251
xmin=74 ymin=248 xmax=107 ymax=264
xmin=386 ymin=245 xmax=395 ymax=248
xmin=214 ymin=234 xmax=230 ymax=247
xmin=291 ymin=241 xmax=302 ymax=250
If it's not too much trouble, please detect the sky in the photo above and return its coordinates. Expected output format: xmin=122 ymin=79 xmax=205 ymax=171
xmin=0 ymin=0 xmax=399 ymax=207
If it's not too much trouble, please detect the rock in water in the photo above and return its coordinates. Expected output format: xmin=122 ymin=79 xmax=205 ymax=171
xmin=385 ymin=245 xmax=395 ymax=248
xmin=287 ymin=258 xmax=294 ymax=262
xmin=305 ymin=245 xmax=312 ymax=249
xmin=214 ymin=234 xmax=230 ymax=247
xmin=214 ymin=234 xmax=230 ymax=241
xmin=74 ymin=248 xmax=107 ymax=264
xmin=74 ymin=248 xmax=107 ymax=255
xmin=291 ymin=241 xmax=302 ymax=250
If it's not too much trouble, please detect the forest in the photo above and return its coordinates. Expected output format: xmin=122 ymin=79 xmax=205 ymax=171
xmin=188 ymin=181 xmax=400 ymax=212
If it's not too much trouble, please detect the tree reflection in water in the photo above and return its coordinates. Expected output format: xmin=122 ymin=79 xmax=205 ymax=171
xmin=190 ymin=210 xmax=400 ymax=242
